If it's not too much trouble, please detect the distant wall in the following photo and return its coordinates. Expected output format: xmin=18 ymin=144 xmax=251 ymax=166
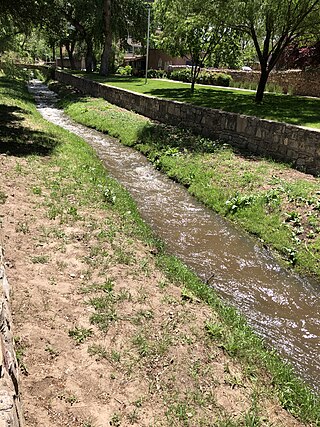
xmin=54 ymin=70 xmax=320 ymax=176
xmin=216 ymin=69 xmax=320 ymax=98
xmin=148 ymin=49 xmax=187 ymax=71
xmin=55 ymin=58 xmax=85 ymax=70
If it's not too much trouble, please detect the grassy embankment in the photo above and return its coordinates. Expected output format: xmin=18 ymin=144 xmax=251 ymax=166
xmin=1 ymin=75 xmax=320 ymax=425
xmin=71 ymin=72 xmax=320 ymax=129
xmin=52 ymin=80 xmax=320 ymax=281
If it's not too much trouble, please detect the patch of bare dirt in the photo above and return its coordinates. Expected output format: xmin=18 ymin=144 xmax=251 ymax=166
xmin=0 ymin=152 xmax=307 ymax=426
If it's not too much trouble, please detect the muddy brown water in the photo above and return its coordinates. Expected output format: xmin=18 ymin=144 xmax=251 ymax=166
xmin=28 ymin=80 xmax=320 ymax=390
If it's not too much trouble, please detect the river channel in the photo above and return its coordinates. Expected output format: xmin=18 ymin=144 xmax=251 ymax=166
xmin=28 ymin=80 xmax=319 ymax=390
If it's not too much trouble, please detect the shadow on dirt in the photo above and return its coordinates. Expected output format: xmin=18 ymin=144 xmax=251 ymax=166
xmin=0 ymin=104 xmax=59 ymax=157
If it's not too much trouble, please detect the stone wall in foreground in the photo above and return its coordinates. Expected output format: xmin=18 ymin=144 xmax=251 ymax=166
xmin=54 ymin=71 xmax=320 ymax=176
xmin=0 ymin=247 xmax=24 ymax=427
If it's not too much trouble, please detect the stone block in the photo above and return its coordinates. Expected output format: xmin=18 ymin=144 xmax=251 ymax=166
xmin=296 ymin=158 xmax=307 ymax=168
xmin=236 ymin=115 xmax=247 ymax=133
xmin=255 ymin=127 xmax=262 ymax=138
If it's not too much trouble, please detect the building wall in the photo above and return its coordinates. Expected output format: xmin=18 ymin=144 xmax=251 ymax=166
xmin=54 ymin=70 xmax=320 ymax=176
xmin=148 ymin=49 xmax=188 ymax=71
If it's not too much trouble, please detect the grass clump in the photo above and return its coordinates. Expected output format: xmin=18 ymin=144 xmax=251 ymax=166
xmin=68 ymin=326 xmax=93 ymax=344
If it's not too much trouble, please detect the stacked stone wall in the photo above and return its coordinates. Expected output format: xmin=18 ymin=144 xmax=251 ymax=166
xmin=217 ymin=69 xmax=320 ymax=97
xmin=54 ymin=71 xmax=320 ymax=176
xmin=0 ymin=247 xmax=24 ymax=427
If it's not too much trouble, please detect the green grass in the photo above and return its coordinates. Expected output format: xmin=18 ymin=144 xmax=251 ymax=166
xmin=157 ymin=254 xmax=320 ymax=425
xmin=0 ymin=77 xmax=61 ymax=156
xmin=68 ymin=326 xmax=93 ymax=344
xmin=73 ymin=72 xmax=320 ymax=129
xmin=51 ymin=82 xmax=320 ymax=280
xmin=2 ymin=75 xmax=320 ymax=425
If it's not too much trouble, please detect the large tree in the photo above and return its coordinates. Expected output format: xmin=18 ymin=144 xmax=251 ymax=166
xmin=100 ymin=0 xmax=112 ymax=75
xmin=233 ymin=0 xmax=320 ymax=102
xmin=155 ymin=0 xmax=233 ymax=93
xmin=60 ymin=0 xmax=101 ymax=72
xmin=0 ymin=0 xmax=49 ymax=52
xmin=100 ymin=0 xmax=147 ymax=76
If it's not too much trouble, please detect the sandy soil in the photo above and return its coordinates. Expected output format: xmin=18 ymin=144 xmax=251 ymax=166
xmin=0 ymin=150 xmax=307 ymax=427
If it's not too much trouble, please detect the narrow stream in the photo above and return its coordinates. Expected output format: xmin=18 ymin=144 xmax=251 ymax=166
xmin=29 ymin=80 xmax=319 ymax=390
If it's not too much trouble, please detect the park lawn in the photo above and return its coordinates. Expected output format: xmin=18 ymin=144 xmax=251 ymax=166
xmin=72 ymin=72 xmax=320 ymax=129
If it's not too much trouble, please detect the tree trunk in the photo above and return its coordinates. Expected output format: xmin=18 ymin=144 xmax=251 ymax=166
xmin=255 ymin=67 xmax=269 ymax=103
xmin=100 ymin=0 xmax=112 ymax=76
xmin=52 ymin=43 xmax=56 ymax=61
xmin=66 ymin=41 xmax=76 ymax=69
xmin=85 ymin=38 xmax=95 ymax=73
xmin=59 ymin=44 xmax=64 ymax=69
xmin=64 ymin=15 xmax=94 ymax=73
xmin=190 ymin=63 xmax=200 ymax=94
xmin=191 ymin=77 xmax=195 ymax=93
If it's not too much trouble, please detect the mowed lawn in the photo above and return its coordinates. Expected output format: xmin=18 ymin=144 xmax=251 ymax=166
xmin=74 ymin=72 xmax=320 ymax=130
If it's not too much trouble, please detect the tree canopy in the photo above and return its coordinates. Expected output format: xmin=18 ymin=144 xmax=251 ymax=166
xmin=155 ymin=0 xmax=236 ymax=92
xmin=232 ymin=0 xmax=320 ymax=102
xmin=1 ymin=0 xmax=320 ymax=101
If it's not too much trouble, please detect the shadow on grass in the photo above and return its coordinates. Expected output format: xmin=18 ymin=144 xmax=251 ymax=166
xmin=147 ymin=87 xmax=320 ymax=128
xmin=136 ymin=121 xmax=287 ymax=169
xmin=0 ymin=104 xmax=60 ymax=156
xmin=74 ymin=72 xmax=136 ymax=85
xmin=69 ymin=73 xmax=320 ymax=128
xmin=0 ymin=77 xmax=36 ymax=104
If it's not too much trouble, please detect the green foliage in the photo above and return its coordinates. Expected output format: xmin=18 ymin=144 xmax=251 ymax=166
xmin=197 ymin=70 xmax=232 ymax=87
xmin=117 ymin=65 xmax=132 ymax=76
xmin=0 ymin=52 xmax=33 ymax=80
xmin=169 ymin=68 xmax=232 ymax=87
xmin=225 ymin=193 xmax=256 ymax=213
xmin=169 ymin=68 xmax=192 ymax=83
xmin=155 ymin=0 xmax=235 ymax=91
xmin=0 ymin=0 xmax=48 ymax=35
xmin=68 ymin=326 xmax=93 ymax=344
xmin=147 ymin=68 xmax=167 ymax=79
xmin=231 ymin=0 xmax=320 ymax=101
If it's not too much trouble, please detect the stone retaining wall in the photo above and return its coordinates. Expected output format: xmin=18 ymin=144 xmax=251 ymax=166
xmin=270 ymin=69 xmax=320 ymax=97
xmin=218 ymin=69 xmax=320 ymax=98
xmin=54 ymin=70 xmax=320 ymax=176
xmin=0 ymin=247 xmax=24 ymax=427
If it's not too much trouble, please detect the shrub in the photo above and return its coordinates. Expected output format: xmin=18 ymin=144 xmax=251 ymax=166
xmin=168 ymin=68 xmax=232 ymax=87
xmin=147 ymin=69 xmax=167 ymax=79
xmin=0 ymin=52 xmax=33 ymax=81
xmin=197 ymin=70 xmax=232 ymax=87
xmin=215 ymin=72 xmax=232 ymax=87
xmin=117 ymin=65 xmax=132 ymax=76
xmin=170 ymin=68 xmax=192 ymax=83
